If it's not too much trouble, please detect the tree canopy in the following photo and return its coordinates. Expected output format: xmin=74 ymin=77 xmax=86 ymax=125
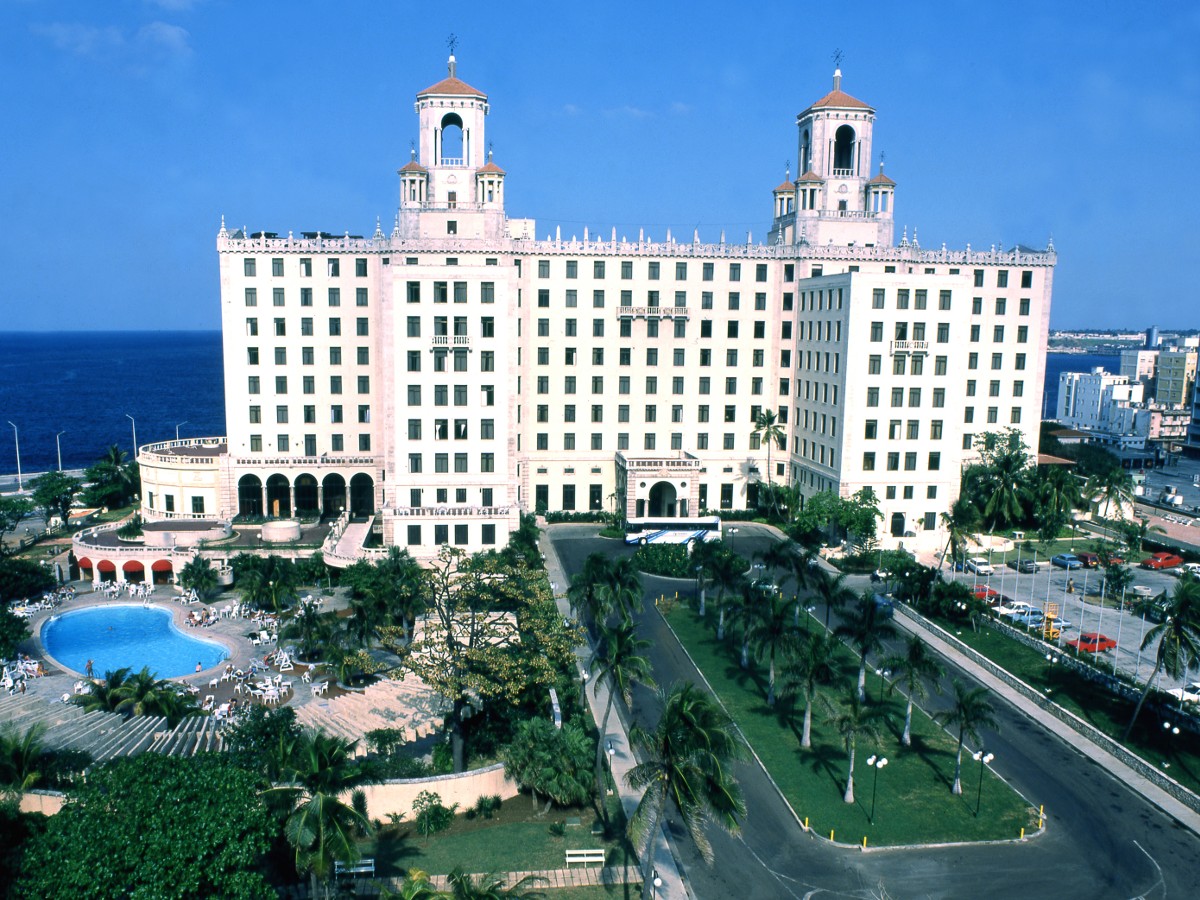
xmin=28 ymin=471 xmax=82 ymax=526
xmin=17 ymin=754 xmax=276 ymax=899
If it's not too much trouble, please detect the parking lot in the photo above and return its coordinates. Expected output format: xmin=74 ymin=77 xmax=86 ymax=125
xmin=945 ymin=553 xmax=1192 ymax=692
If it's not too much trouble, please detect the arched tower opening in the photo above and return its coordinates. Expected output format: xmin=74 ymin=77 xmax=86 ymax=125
xmin=833 ymin=125 xmax=856 ymax=174
xmin=439 ymin=112 xmax=464 ymax=165
xmin=800 ymin=129 xmax=811 ymax=173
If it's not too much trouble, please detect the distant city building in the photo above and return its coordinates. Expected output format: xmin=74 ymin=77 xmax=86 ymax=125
xmin=1156 ymin=350 xmax=1197 ymax=407
xmin=131 ymin=57 xmax=1056 ymax=565
xmin=1057 ymin=369 xmax=1143 ymax=431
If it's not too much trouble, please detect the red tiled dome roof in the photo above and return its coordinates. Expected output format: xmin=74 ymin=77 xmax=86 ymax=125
xmin=773 ymin=180 xmax=795 ymax=193
xmin=418 ymin=76 xmax=486 ymax=99
xmin=477 ymin=161 xmax=506 ymax=175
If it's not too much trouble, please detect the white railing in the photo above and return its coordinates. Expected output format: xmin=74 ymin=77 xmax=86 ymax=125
xmin=387 ymin=505 xmax=512 ymax=518
xmin=230 ymin=455 xmax=378 ymax=467
xmin=431 ymin=335 xmax=471 ymax=348
xmin=138 ymin=438 xmax=227 ymax=467
xmin=218 ymin=232 xmax=1056 ymax=267
xmin=615 ymin=306 xmax=689 ymax=319
xmin=832 ymin=168 xmax=854 ymax=177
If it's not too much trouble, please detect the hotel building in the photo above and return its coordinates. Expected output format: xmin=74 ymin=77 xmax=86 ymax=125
xmin=135 ymin=57 xmax=1055 ymax=563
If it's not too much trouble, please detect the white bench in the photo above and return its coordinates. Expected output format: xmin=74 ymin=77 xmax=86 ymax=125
xmin=565 ymin=849 xmax=606 ymax=867
xmin=334 ymin=858 xmax=375 ymax=878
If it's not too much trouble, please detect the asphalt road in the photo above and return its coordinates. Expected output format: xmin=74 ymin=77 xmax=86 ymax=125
xmin=550 ymin=525 xmax=1200 ymax=899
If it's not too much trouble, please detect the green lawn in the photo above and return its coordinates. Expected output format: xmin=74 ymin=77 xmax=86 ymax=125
xmin=366 ymin=796 xmax=636 ymax=878
xmin=941 ymin=615 xmax=1200 ymax=794
xmin=664 ymin=607 xmax=1037 ymax=846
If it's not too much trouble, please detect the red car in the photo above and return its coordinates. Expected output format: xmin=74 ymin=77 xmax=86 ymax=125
xmin=1068 ymin=633 xmax=1117 ymax=653
xmin=1141 ymin=553 xmax=1184 ymax=570
xmin=972 ymin=585 xmax=1000 ymax=603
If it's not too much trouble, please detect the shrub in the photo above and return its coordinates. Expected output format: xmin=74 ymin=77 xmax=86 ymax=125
xmin=544 ymin=511 xmax=607 ymax=524
xmin=115 ymin=515 xmax=144 ymax=540
xmin=413 ymin=790 xmax=457 ymax=838
xmin=632 ymin=543 xmax=693 ymax=578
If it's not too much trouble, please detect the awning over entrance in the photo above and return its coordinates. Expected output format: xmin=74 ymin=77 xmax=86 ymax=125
xmin=122 ymin=560 xmax=144 ymax=573
xmin=96 ymin=560 xmax=116 ymax=573
xmin=151 ymin=560 xmax=173 ymax=573
xmin=76 ymin=557 xmax=92 ymax=568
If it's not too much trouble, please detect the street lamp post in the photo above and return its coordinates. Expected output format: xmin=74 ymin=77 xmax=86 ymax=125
xmin=6 ymin=422 xmax=20 ymax=492
xmin=973 ymin=750 xmax=995 ymax=816
xmin=695 ymin=564 xmax=704 ymax=614
xmin=875 ymin=667 xmax=891 ymax=704
xmin=175 ymin=421 xmax=189 ymax=441
xmin=651 ymin=870 xmax=663 ymax=899
xmin=865 ymin=754 xmax=888 ymax=824
xmin=728 ymin=527 xmax=738 ymax=552
xmin=1044 ymin=653 xmax=1058 ymax=692
xmin=55 ymin=431 xmax=66 ymax=471
xmin=125 ymin=414 xmax=138 ymax=457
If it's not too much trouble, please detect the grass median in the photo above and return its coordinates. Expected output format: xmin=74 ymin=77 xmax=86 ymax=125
xmin=664 ymin=606 xmax=1037 ymax=847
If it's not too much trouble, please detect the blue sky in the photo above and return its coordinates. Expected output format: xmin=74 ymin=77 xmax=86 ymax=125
xmin=2 ymin=0 xmax=1197 ymax=332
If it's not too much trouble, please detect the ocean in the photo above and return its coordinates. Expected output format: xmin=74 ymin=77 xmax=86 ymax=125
xmin=0 ymin=333 xmax=1118 ymax=479
xmin=0 ymin=331 xmax=224 ymax=476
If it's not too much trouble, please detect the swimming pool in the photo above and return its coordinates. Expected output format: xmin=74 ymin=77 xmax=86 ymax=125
xmin=41 ymin=605 xmax=229 ymax=679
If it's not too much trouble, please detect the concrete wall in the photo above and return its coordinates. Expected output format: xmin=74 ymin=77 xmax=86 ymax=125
xmin=20 ymin=790 xmax=64 ymax=816
xmin=350 ymin=762 xmax=520 ymax=821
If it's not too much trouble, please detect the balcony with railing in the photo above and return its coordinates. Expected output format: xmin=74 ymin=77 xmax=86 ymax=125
xmin=890 ymin=340 xmax=929 ymax=355
xmin=431 ymin=334 xmax=472 ymax=349
xmin=615 ymin=306 xmax=689 ymax=320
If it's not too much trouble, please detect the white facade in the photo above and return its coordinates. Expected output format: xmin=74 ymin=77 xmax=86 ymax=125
xmin=138 ymin=59 xmax=1056 ymax=559
xmin=1056 ymin=369 xmax=1143 ymax=431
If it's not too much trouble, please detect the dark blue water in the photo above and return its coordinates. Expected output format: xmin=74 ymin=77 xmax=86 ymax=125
xmin=42 ymin=604 xmax=228 ymax=678
xmin=0 ymin=331 xmax=224 ymax=475
xmin=1043 ymin=352 xmax=1120 ymax=417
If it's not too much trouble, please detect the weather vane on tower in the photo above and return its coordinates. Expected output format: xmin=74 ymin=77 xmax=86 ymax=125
xmin=832 ymin=48 xmax=844 ymax=69
xmin=447 ymin=33 xmax=458 ymax=55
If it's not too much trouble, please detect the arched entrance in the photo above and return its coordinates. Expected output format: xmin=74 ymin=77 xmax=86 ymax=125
xmin=97 ymin=560 xmax=116 ymax=583
xmin=890 ymin=512 xmax=906 ymax=538
xmin=238 ymin=475 xmax=263 ymax=518
xmin=322 ymin=473 xmax=347 ymax=517
xmin=647 ymin=481 xmax=678 ymax=518
xmin=122 ymin=560 xmax=145 ymax=584
xmin=349 ymin=473 xmax=375 ymax=517
xmin=294 ymin=473 xmax=319 ymax=517
xmin=151 ymin=559 xmax=173 ymax=586
xmin=77 ymin=557 xmax=93 ymax=581
xmin=266 ymin=474 xmax=291 ymax=518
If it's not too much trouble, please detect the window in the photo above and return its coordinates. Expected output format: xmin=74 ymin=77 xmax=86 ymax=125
xmin=356 ymin=317 xmax=369 ymax=336
xmin=723 ymin=433 xmax=735 ymax=450
xmin=621 ymin=261 xmax=633 ymax=279
xmin=997 ymin=270 xmax=1009 ymax=288
xmin=275 ymin=376 xmax=288 ymax=394
xmin=939 ymin=290 xmax=952 ymax=310
xmin=407 ymin=385 xmax=422 ymax=405
xmin=866 ymin=387 xmax=879 ymax=407
xmin=407 ymin=351 xmax=421 ymax=372
xmin=728 ymin=292 xmax=740 ymax=310
xmin=862 ymin=452 xmax=875 ymax=471
xmin=896 ymin=289 xmax=909 ymax=309
xmin=729 ymin=263 xmax=741 ymax=282
xmin=870 ymin=322 xmax=883 ymax=342
xmin=538 ymin=259 xmax=550 ymax=278
xmin=331 ymin=405 xmax=343 ymax=423
xmin=1015 ymin=353 xmax=1026 ymax=370
xmin=248 ymin=405 xmax=261 ymax=424
xmin=247 ymin=347 xmax=260 ymax=365
xmin=648 ymin=261 xmax=660 ymax=280
xmin=245 ymin=287 xmax=258 ymax=307
xmin=357 ymin=375 xmax=370 ymax=394
xmin=933 ymin=388 xmax=945 ymax=407
xmin=271 ymin=257 xmax=283 ymax=277
xmin=434 ymin=524 xmax=448 ymax=545
xmin=937 ymin=323 xmax=949 ymax=343
xmin=991 ymin=353 xmax=1003 ymax=370
xmin=328 ymin=288 xmax=341 ymax=307
xmin=725 ymin=377 xmax=737 ymax=394
xmin=329 ymin=318 xmax=341 ymax=336
xmin=302 ymin=376 xmax=314 ymax=395
xmin=972 ymin=297 xmax=983 ymax=315
xmin=887 ymin=452 xmax=899 ymax=471
xmin=1019 ymin=298 xmax=1030 ymax=315
xmin=727 ymin=321 xmax=738 ymax=339
xmin=891 ymin=388 xmax=903 ymax=407
xmin=725 ymin=349 xmax=737 ymax=367
xmin=277 ymin=435 xmax=289 ymax=452
xmin=249 ymin=434 xmax=262 ymax=452
xmin=993 ymin=325 xmax=1004 ymax=342
xmin=357 ymin=347 xmax=370 ymax=365
xmin=968 ymin=353 xmax=979 ymax=370
xmin=358 ymin=405 xmax=371 ymax=423
xmin=969 ymin=324 xmax=980 ymax=342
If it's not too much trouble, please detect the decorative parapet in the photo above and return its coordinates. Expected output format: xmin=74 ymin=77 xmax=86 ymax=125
xmin=138 ymin=438 xmax=227 ymax=467
xmin=230 ymin=454 xmax=378 ymax=468
xmin=218 ymin=230 xmax=1056 ymax=267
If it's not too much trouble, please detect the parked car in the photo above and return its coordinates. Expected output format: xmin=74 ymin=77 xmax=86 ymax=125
xmin=1067 ymin=632 xmax=1117 ymax=653
xmin=1075 ymin=552 xmax=1100 ymax=568
xmin=965 ymin=557 xmax=995 ymax=576
xmin=972 ymin=585 xmax=1000 ymax=602
xmin=1141 ymin=553 xmax=1184 ymax=570
xmin=872 ymin=594 xmax=895 ymax=620
xmin=997 ymin=600 xmax=1036 ymax=620
xmin=1012 ymin=610 xmax=1045 ymax=628
xmin=1166 ymin=683 xmax=1200 ymax=704
xmin=870 ymin=569 xmax=892 ymax=583
xmin=1101 ymin=553 xmax=1125 ymax=567
xmin=1179 ymin=563 xmax=1200 ymax=578
xmin=1051 ymin=554 xmax=1083 ymax=570
xmin=1007 ymin=558 xmax=1038 ymax=574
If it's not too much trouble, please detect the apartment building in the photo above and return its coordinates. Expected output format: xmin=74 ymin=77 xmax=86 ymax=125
xmin=137 ymin=56 xmax=1055 ymax=559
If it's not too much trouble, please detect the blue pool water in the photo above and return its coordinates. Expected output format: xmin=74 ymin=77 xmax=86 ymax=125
xmin=42 ymin=605 xmax=228 ymax=678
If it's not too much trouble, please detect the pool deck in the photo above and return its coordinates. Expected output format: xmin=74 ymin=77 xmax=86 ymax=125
xmin=18 ymin=583 xmax=343 ymax=712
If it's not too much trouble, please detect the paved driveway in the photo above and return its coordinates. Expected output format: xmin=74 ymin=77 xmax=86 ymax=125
xmin=551 ymin=525 xmax=1198 ymax=899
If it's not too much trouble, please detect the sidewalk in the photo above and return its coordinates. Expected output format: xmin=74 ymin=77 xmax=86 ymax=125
xmin=540 ymin=526 xmax=691 ymax=899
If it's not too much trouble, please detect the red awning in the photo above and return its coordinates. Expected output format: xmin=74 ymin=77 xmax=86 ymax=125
xmin=151 ymin=560 xmax=173 ymax=573
xmin=76 ymin=557 xmax=92 ymax=568
xmin=96 ymin=560 xmax=116 ymax=573
xmin=122 ymin=560 xmax=144 ymax=573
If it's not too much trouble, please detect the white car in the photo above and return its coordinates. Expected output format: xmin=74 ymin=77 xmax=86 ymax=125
xmin=966 ymin=557 xmax=995 ymax=576
xmin=1166 ymin=682 xmax=1200 ymax=704
xmin=995 ymin=600 xmax=1036 ymax=619
xmin=1180 ymin=563 xmax=1200 ymax=578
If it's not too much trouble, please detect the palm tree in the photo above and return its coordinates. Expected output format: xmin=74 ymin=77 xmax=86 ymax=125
xmin=177 ymin=554 xmax=219 ymax=601
xmin=627 ymin=683 xmax=747 ymax=900
xmin=690 ymin=538 xmax=724 ymax=617
xmin=835 ymin=593 xmax=896 ymax=701
xmin=813 ymin=570 xmax=854 ymax=630
xmin=746 ymin=591 xmax=800 ymax=706
xmin=282 ymin=605 xmax=338 ymax=660
xmin=1124 ymin=577 xmax=1200 ymax=740
xmin=783 ymin=631 xmax=840 ymax=748
xmin=939 ymin=498 xmax=981 ymax=571
xmin=1120 ymin=516 xmax=1167 ymax=555
xmin=446 ymin=869 xmax=546 ymax=899
xmin=590 ymin=620 xmax=655 ymax=804
xmin=72 ymin=667 xmax=134 ymax=713
xmin=707 ymin=550 xmax=745 ymax=641
xmin=567 ymin=553 xmax=612 ymax=624
xmin=824 ymin=690 xmax=886 ymax=804
xmin=883 ymin=635 xmax=945 ymax=747
xmin=381 ymin=869 xmax=447 ymax=899
xmin=750 ymin=409 xmax=786 ymax=515
xmin=1086 ymin=467 xmax=1134 ymax=542
xmin=87 ymin=444 xmax=137 ymax=506
xmin=0 ymin=723 xmax=46 ymax=797
xmin=935 ymin=680 xmax=999 ymax=794
xmin=756 ymin=538 xmax=806 ymax=624
xmin=114 ymin=666 xmax=199 ymax=726
xmin=269 ymin=732 xmax=377 ymax=900
xmin=599 ymin=556 xmax=643 ymax=625
xmin=1036 ymin=466 xmax=1082 ymax=523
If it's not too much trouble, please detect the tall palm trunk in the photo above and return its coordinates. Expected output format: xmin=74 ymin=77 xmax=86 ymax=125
xmin=844 ymin=745 xmax=855 ymax=803
xmin=740 ymin=635 xmax=750 ymax=669
xmin=801 ymin=697 xmax=814 ymax=748
xmin=717 ymin=606 xmax=726 ymax=640
xmin=640 ymin=795 xmax=667 ymax=900
xmin=952 ymin=735 xmax=965 ymax=794
xmin=1124 ymin=652 xmax=1165 ymax=742
xmin=903 ymin=697 xmax=914 ymax=747
xmin=857 ymin=657 xmax=867 ymax=702
xmin=595 ymin=691 xmax=615 ymax=807
xmin=767 ymin=655 xmax=777 ymax=707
